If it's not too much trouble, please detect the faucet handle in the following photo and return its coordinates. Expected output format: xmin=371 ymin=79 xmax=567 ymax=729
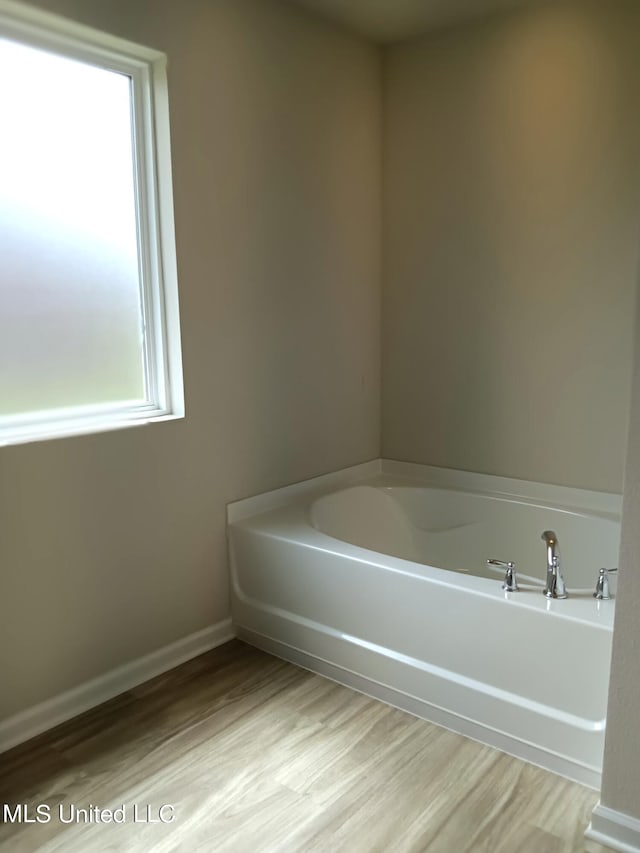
xmin=487 ymin=559 xmax=519 ymax=592
xmin=593 ymin=567 xmax=618 ymax=601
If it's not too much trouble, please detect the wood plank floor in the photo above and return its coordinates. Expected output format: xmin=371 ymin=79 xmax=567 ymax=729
xmin=0 ymin=640 xmax=614 ymax=852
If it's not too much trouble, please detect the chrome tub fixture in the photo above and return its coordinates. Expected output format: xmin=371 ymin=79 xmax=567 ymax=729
xmin=542 ymin=530 xmax=567 ymax=599
xmin=593 ymin=567 xmax=618 ymax=601
xmin=487 ymin=558 xmax=519 ymax=592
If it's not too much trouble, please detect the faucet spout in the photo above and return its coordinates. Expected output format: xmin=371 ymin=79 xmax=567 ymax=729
xmin=541 ymin=530 xmax=567 ymax=599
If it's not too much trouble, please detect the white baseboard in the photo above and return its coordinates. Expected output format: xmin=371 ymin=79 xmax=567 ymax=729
xmin=0 ymin=619 xmax=235 ymax=754
xmin=586 ymin=803 xmax=640 ymax=852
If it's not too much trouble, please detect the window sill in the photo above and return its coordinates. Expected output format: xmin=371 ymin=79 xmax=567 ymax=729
xmin=0 ymin=410 xmax=184 ymax=448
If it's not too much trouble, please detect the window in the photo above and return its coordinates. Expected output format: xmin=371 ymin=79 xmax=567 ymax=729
xmin=0 ymin=0 xmax=183 ymax=446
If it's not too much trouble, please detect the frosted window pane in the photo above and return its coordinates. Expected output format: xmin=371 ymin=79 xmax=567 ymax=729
xmin=0 ymin=38 xmax=146 ymax=417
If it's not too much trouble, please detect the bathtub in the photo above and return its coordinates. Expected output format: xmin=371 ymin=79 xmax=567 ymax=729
xmin=227 ymin=460 xmax=621 ymax=788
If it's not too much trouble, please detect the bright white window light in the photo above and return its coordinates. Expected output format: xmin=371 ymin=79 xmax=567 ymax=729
xmin=0 ymin=1 xmax=183 ymax=445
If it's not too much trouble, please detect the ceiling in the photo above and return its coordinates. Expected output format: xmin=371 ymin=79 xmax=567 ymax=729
xmin=287 ymin=0 xmax=537 ymax=43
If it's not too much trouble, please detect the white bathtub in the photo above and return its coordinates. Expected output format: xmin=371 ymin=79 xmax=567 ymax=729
xmin=227 ymin=460 xmax=621 ymax=788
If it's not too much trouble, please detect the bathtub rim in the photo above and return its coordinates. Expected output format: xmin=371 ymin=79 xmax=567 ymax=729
xmin=227 ymin=459 xmax=622 ymax=524
xmin=231 ymin=508 xmax=616 ymax=630
xmin=227 ymin=461 xmax=620 ymax=630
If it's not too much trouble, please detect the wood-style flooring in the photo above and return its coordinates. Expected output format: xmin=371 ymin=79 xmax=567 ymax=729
xmin=0 ymin=640 xmax=614 ymax=852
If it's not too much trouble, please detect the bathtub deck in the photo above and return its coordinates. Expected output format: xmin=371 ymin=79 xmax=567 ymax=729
xmin=0 ymin=640 xmax=613 ymax=853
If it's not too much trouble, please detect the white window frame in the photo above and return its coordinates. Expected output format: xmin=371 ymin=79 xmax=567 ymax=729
xmin=0 ymin=0 xmax=184 ymax=446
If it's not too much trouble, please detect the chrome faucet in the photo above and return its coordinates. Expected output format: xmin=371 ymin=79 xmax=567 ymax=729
xmin=541 ymin=530 xmax=567 ymax=599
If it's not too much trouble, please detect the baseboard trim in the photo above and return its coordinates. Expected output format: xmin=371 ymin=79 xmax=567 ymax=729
xmin=0 ymin=619 xmax=235 ymax=754
xmin=586 ymin=803 xmax=640 ymax=852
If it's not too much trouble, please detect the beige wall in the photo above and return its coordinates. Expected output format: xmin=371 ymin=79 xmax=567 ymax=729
xmin=601 ymin=290 xmax=640 ymax=820
xmin=382 ymin=0 xmax=640 ymax=492
xmin=0 ymin=0 xmax=381 ymax=720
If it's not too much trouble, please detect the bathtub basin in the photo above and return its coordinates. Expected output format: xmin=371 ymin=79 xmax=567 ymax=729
xmin=227 ymin=460 xmax=621 ymax=788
